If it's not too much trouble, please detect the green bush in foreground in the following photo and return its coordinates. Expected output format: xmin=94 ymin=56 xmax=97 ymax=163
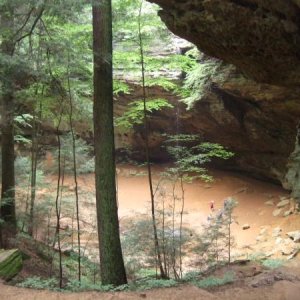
xmin=17 ymin=277 xmax=59 ymax=290
xmin=194 ymin=272 xmax=235 ymax=289
xmin=262 ymin=259 xmax=284 ymax=269
xmin=17 ymin=276 xmax=178 ymax=292
xmin=132 ymin=278 xmax=178 ymax=291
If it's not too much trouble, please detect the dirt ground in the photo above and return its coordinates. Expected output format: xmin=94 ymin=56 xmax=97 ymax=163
xmin=1 ymin=272 xmax=300 ymax=300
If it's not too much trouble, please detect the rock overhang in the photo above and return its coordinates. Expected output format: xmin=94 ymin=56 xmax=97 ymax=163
xmin=148 ymin=0 xmax=300 ymax=87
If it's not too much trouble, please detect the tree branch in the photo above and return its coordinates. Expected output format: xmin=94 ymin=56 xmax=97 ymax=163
xmin=13 ymin=8 xmax=34 ymax=39
xmin=15 ymin=7 xmax=45 ymax=43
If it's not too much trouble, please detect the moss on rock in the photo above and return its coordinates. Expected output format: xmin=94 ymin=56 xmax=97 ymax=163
xmin=0 ymin=249 xmax=23 ymax=281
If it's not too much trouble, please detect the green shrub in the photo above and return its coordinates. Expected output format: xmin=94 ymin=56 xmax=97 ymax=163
xmin=194 ymin=272 xmax=235 ymax=289
xmin=132 ymin=278 xmax=178 ymax=291
xmin=42 ymin=133 xmax=94 ymax=174
xmin=17 ymin=276 xmax=59 ymax=290
xmin=182 ymin=271 xmax=202 ymax=282
xmin=65 ymin=279 xmax=113 ymax=292
xmin=15 ymin=156 xmax=45 ymax=184
xmin=262 ymin=259 xmax=284 ymax=269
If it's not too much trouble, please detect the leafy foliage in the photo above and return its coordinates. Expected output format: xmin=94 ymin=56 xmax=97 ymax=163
xmin=194 ymin=197 xmax=238 ymax=265
xmin=180 ymin=55 xmax=233 ymax=109
xmin=42 ymin=134 xmax=94 ymax=174
xmin=164 ymin=134 xmax=234 ymax=182
xmin=65 ymin=279 xmax=113 ymax=292
xmin=17 ymin=276 xmax=59 ymax=290
xmin=132 ymin=278 xmax=178 ymax=290
xmin=262 ymin=259 xmax=284 ymax=269
xmin=121 ymin=214 xmax=195 ymax=279
xmin=115 ymin=98 xmax=173 ymax=130
xmin=113 ymin=0 xmax=196 ymax=92
xmin=194 ymin=272 xmax=235 ymax=289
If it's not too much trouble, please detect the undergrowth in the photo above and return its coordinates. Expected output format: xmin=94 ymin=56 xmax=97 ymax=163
xmin=17 ymin=276 xmax=178 ymax=292
xmin=262 ymin=259 xmax=284 ymax=269
xmin=18 ymin=277 xmax=59 ymax=290
xmin=193 ymin=272 xmax=235 ymax=289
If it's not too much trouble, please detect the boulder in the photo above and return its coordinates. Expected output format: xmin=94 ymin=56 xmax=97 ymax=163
xmin=260 ymin=227 xmax=268 ymax=235
xmin=284 ymin=210 xmax=293 ymax=217
xmin=273 ymin=209 xmax=283 ymax=217
xmin=272 ymin=227 xmax=282 ymax=237
xmin=286 ymin=231 xmax=300 ymax=242
xmin=0 ymin=249 xmax=22 ymax=281
xmin=277 ymin=199 xmax=290 ymax=208
xmin=280 ymin=245 xmax=296 ymax=256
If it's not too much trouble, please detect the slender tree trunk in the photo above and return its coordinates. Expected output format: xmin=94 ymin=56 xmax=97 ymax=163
xmin=179 ymin=175 xmax=185 ymax=279
xmin=28 ymin=37 xmax=43 ymax=236
xmin=67 ymin=54 xmax=81 ymax=282
xmin=138 ymin=0 xmax=166 ymax=279
xmin=228 ymin=214 xmax=231 ymax=264
xmin=54 ymin=114 xmax=63 ymax=289
xmin=92 ymin=0 xmax=127 ymax=286
xmin=0 ymin=4 xmax=16 ymax=248
xmin=28 ymin=98 xmax=39 ymax=237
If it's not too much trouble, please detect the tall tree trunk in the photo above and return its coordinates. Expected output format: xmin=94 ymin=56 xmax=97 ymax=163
xmin=137 ymin=1 xmax=166 ymax=279
xmin=92 ymin=0 xmax=127 ymax=286
xmin=28 ymin=102 xmax=39 ymax=237
xmin=0 ymin=4 xmax=16 ymax=248
xmin=67 ymin=54 xmax=81 ymax=282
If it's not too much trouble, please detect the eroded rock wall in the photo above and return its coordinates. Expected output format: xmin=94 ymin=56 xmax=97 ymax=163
xmin=148 ymin=0 xmax=300 ymax=86
xmin=115 ymin=68 xmax=300 ymax=183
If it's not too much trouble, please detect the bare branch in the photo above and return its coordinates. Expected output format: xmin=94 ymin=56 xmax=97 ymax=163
xmin=15 ymin=7 xmax=45 ymax=43
xmin=13 ymin=8 xmax=34 ymax=39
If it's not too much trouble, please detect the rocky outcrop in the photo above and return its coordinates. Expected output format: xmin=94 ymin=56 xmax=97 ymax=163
xmin=284 ymin=123 xmax=300 ymax=202
xmin=180 ymin=62 xmax=300 ymax=183
xmin=148 ymin=0 xmax=300 ymax=86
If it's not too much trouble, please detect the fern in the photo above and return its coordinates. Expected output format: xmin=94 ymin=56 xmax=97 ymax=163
xmin=18 ymin=277 xmax=59 ymax=290
xmin=194 ymin=272 xmax=235 ymax=289
xmin=115 ymin=98 xmax=173 ymax=130
xmin=134 ymin=278 xmax=178 ymax=291
xmin=113 ymin=79 xmax=132 ymax=95
xmin=145 ymin=78 xmax=178 ymax=91
xmin=164 ymin=134 xmax=234 ymax=182
xmin=180 ymin=58 xmax=231 ymax=109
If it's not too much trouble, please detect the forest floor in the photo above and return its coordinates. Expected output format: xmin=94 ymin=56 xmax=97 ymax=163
xmin=2 ymin=165 xmax=300 ymax=299
xmin=1 ymin=260 xmax=300 ymax=299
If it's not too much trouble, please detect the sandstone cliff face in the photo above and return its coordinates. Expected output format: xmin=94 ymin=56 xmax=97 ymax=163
xmin=134 ymin=0 xmax=300 ymax=188
xmin=115 ymin=64 xmax=300 ymax=184
xmin=148 ymin=0 xmax=300 ymax=87
xmin=181 ymin=63 xmax=300 ymax=183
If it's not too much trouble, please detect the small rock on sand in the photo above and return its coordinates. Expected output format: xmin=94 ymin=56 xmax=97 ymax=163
xmin=272 ymin=227 xmax=282 ymax=237
xmin=273 ymin=208 xmax=282 ymax=217
xmin=242 ymin=224 xmax=250 ymax=230
xmin=277 ymin=199 xmax=290 ymax=208
xmin=260 ymin=227 xmax=268 ymax=235
xmin=283 ymin=210 xmax=293 ymax=217
xmin=287 ymin=231 xmax=300 ymax=243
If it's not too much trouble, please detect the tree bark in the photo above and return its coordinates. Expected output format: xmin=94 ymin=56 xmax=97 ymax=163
xmin=0 ymin=3 xmax=16 ymax=248
xmin=92 ymin=0 xmax=127 ymax=286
